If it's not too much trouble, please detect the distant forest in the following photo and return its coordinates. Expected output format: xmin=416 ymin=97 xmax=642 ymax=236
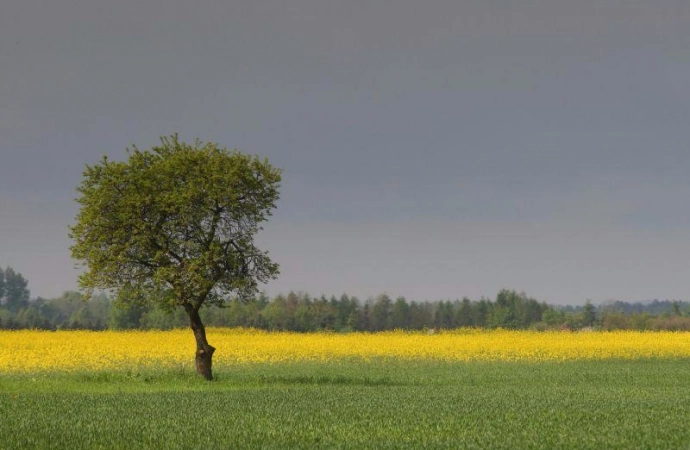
xmin=1 ymin=266 xmax=689 ymax=331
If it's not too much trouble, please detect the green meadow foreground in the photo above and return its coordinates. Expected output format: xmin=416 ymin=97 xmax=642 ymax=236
xmin=2 ymin=359 xmax=690 ymax=449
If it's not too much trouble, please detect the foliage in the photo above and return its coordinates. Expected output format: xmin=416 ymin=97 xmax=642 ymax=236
xmin=582 ymin=300 xmax=597 ymax=327
xmin=69 ymin=135 xmax=281 ymax=309
xmin=2 ymin=264 xmax=689 ymax=332
xmin=0 ymin=266 xmax=30 ymax=313
xmin=3 ymin=286 xmax=690 ymax=331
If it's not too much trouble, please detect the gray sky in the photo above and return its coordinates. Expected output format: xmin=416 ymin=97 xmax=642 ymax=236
xmin=1 ymin=0 xmax=689 ymax=305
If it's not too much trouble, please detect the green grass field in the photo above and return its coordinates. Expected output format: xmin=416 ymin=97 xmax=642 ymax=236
xmin=1 ymin=359 xmax=689 ymax=449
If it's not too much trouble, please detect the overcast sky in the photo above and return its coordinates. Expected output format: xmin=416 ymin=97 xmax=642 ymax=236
xmin=1 ymin=0 xmax=689 ymax=305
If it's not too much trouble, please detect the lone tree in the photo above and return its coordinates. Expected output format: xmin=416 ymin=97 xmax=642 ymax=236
xmin=70 ymin=135 xmax=281 ymax=380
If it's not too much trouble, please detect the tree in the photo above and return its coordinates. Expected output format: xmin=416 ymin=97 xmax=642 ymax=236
xmin=390 ymin=296 xmax=410 ymax=329
xmin=455 ymin=297 xmax=473 ymax=327
xmin=263 ymin=294 xmax=289 ymax=330
xmin=3 ymin=267 xmax=30 ymax=313
xmin=108 ymin=293 xmax=147 ymax=330
xmin=371 ymin=294 xmax=392 ymax=331
xmin=434 ymin=301 xmax=454 ymax=329
xmin=582 ymin=300 xmax=597 ymax=328
xmin=0 ymin=267 xmax=5 ymax=304
xmin=70 ymin=135 xmax=281 ymax=380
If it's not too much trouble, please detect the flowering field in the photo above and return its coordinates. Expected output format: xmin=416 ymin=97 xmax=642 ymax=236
xmin=2 ymin=329 xmax=690 ymax=449
xmin=1 ymin=328 xmax=689 ymax=373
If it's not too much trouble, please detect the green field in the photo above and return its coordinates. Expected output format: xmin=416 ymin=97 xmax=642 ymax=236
xmin=1 ymin=359 xmax=689 ymax=449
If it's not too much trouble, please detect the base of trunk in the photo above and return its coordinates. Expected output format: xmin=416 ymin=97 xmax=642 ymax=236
xmin=195 ymin=345 xmax=216 ymax=381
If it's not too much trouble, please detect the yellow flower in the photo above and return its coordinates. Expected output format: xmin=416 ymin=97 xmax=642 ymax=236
xmin=1 ymin=329 xmax=688 ymax=373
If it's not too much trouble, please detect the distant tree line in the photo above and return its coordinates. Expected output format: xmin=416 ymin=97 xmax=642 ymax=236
xmin=1 ymin=266 xmax=689 ymax=331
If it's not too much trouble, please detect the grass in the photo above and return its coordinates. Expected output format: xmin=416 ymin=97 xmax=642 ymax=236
xmin=2 ymin=359 xmax=690 ymax=449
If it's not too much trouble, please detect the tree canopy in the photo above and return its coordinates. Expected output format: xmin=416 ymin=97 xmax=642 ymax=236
xmin=69 ymin=135 xmax=281 ymax=379
xmin=0 ymin=266 xmax=30 ymax=313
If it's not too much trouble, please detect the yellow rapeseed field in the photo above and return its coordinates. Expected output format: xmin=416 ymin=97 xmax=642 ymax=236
xmin=0 ymin=328 xmax=689 ymax=373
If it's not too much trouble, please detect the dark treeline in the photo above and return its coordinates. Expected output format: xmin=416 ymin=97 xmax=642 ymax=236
xmin=1 ymin=266 xmax=689 ymax=331
xmin=2 ymin=289 xmax=551 ymax=331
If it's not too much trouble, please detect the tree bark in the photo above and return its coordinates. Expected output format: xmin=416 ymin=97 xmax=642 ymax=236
xmin=184 ymin=304 xmax=216 ymax=380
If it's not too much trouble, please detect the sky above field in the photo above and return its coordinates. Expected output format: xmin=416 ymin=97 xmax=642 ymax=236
xmin=2 ymin=0 xmax=690 ymax=305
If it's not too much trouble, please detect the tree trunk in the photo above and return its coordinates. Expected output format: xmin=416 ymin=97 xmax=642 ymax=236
xmin=184 ymin=304 xmax=216 ymax=380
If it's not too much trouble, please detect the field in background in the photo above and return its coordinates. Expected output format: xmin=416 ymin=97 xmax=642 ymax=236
xmin=1 ymin=329 xmax=690 ymax=449
xmin=2 ymin=328 xmax=690 ymax=373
